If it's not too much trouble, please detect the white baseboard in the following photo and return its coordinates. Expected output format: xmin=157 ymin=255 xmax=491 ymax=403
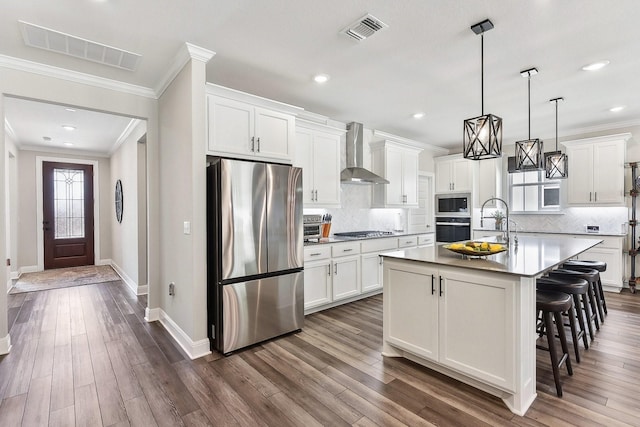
xmin=137 ymin=285 xmax=149 ymax=295
xmin=20 ymin=265 xmax=39 ymax=274
xmin=603 ymin=285 xmax=623 ymax=293
xmin=0 ymin=334 xmax=12 ymax=355
xmin=109 ymin=261 xmax=145 ymax=295
xmin=9 ymin=271 xmax=19 ymax=280
xmin=145 ymin=307 xmax=161 ymax=322
xmin=96 ymin=258 xmax=112 ymax=266
xmin=156 ymin=309 xmax=211 ymax=360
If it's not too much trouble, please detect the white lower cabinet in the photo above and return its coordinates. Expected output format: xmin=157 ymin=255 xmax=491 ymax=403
xmin=332 ymin=255 xmax=361 ymax=301
xmin=361 ymin=237 xmax=398 ymax=293
xmin=575 ymin=235 xmax=624 ymax=292
xmin=385 ymin=262 xmax=516 ymax=391
xmin=303 ymin=246 xmax=332 ymax=310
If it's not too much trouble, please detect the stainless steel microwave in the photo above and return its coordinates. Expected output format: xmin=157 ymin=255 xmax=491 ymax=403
xmin=435 ymin=193 xmax=470 ymax=216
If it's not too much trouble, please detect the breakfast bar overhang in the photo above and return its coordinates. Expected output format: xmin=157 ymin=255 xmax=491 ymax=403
xmin=380 ymin=235 xmax=602 ymax=416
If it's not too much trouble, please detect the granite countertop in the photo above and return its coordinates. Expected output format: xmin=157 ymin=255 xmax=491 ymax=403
xmin=380 ymin=235 xmax=602 ymax=277
xmin=304 ymin=231 xmax=434 ymax=246
xmin=473 ymin=228 xmax=626 ymax=237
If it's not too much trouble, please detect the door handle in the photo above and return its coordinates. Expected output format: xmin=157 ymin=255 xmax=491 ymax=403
xmin=43 ymin=221 xmax=50 ymax=231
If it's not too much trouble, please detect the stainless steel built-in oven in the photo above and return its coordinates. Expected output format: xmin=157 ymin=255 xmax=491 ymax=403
xmin=435 ymin=216 xmax=471 ymax=243
xmin=435 ymin=193 xmax=470 ymax=216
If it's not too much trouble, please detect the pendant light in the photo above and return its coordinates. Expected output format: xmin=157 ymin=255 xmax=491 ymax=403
xmin=463 ymin=19 xmax=503 ymax=160
xmin=545 ymin=97 xmax=568 ymax=179
xmin=514 ymin=68 xmax=544 ymax=170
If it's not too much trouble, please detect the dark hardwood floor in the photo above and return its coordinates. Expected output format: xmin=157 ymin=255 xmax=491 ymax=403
xmin=1 ymin=279 xmax=639 ymax=426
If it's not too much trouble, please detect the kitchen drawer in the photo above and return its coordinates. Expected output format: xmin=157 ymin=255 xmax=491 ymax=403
xmin=332 ymin=241 xmax=361 ymax=257
xmin=304 ymin=246 xmax=331 ymax=262
xmin=572 ymin=235 xmax=622 ymax=249
xmin=418 ymin=234 xmax=435 ymax=247
xmin=398 ymin=235 xmax=419 ymax=248
xmin=361 ymin=237 xmax=398 ymax=254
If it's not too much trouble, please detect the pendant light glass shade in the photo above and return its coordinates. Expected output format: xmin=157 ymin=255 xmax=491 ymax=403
xmin=463 ymin=19 xmax=502 ymax=161
xmin=545 ymin=97 xmax=568 ymax=179
xmin=515 ymin=68 xmax=543 ymax=170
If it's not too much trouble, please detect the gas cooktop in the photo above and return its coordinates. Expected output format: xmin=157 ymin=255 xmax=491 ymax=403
xmin=333 ymin=230 xmax=395 ymax=239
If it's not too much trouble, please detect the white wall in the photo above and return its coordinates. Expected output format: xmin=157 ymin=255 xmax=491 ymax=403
xmin=110 ymin=120 xmax=147 ymax=293
xmin=0 ymin=65 xmax=159 ymax=353
xmin=157 ymin=55 xmax=209 ymax=353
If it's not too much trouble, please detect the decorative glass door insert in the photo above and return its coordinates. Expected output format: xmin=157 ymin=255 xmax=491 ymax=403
xmin=53 ymin=168 xmax=86 ymax=239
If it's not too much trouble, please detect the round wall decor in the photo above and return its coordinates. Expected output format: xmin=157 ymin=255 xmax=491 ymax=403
xmin=115 ymin=179 xmax=123 ymax=223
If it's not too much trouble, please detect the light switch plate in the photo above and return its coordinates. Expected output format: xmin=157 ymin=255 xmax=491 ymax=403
xmin=183 ymin=221 xmax=191 ymax=235
xmin=586 ymin=225 xmax=600 ymax=233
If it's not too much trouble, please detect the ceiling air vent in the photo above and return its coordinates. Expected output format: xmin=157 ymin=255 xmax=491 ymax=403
xmin=19 ymin=20 xmax=141 ymax=71
xmin=341 ymin=14 xmax=388 ymax=41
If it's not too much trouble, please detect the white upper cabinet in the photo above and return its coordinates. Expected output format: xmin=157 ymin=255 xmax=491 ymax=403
xmin=565 ymin=134 xmax=628 ymax=206
xmin=475 ymin=157 xmax=502 ymax=208
xmin=370 ymin=140 xmax=422 ymax=208
xmin=435 ymin=155 xmax=474 ymax=193
xmin=206 ymin=84 xmax=301 ymax=163
xmin=294 ymin=121 xmax=344 ymax=207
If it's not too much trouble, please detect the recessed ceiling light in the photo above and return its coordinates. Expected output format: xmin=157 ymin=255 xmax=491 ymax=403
xmin=609 ymin=106 xmax=625 ymax=112
xmin=62 ymin=125 xmax=76 ymax=131
xmin=313 ymin=74 xmax=330 ymax=84
xmin=65 ymin=108 xmax=76 ymax=112
xmin=413 ymin=112 xmax=425 ymax=119
xmin=582 ymin=60 xmax=610 ymax=71
xmin=43 ymin=136 xmax=52 ymax=142
xmin=63 ymin=142 xmax=74 ymax=146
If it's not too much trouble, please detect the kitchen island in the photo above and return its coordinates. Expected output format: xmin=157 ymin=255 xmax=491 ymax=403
xmin=380 ymin=235 xmax=601 ymax=416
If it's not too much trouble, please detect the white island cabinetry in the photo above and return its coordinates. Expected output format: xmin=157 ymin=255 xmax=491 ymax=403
xmin=381 ymin=236 xmax=601 ymax=415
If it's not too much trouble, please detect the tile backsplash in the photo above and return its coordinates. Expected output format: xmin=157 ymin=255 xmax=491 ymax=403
xmin=473 ymin=206 xmax=629 ymax=235
xmin=304 ymin=184 xmax=407 ymax=234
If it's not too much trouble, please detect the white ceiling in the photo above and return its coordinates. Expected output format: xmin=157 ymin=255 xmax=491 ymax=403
xmin=2 ymin=0 xmax=640 ymax=153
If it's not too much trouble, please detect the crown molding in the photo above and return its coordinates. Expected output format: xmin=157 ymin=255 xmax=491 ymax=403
xmin=19 ymin=144 xmax=110 ymax=158
xmin=155 ymin=42 xmax=216 ymax=97
xmin=373 ymin=129 xmax=448 ymax=154
xmin=0 ymin=54 xmax=156 ymax=99
xmin=109 ymin=118 xmax=142 ymax=155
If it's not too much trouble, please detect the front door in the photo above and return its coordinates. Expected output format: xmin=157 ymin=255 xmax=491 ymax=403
xmin=43 ymin=162 xmax=95 ymax=269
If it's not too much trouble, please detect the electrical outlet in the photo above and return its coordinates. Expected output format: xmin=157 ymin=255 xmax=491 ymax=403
xmin=169 ymin=282 xmax=175 ymax=296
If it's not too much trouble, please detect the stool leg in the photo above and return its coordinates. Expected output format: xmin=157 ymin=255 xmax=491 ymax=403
xmin=543 ymin=311 xmax=563 ymax=397
xmin=598 ymin=277 xmax=608 ymax=315
xmin=581 ymin=292 xmax=595 ymax=341
xmin=566 ymin=304 xmax=581 ymax=363
xmin=591 ymin=278 xmax=605 ymax=324
xmin=554 ymin=311 xmax=573 ymax=376
xmin=587 ymin=282 xmax=600 ymax=331
xmin=572 ymin=294 xmax=588 ymax=349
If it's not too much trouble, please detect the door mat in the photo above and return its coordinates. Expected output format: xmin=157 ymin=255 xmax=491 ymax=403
xmin=10 ymin=265 xmax=120 ymax=294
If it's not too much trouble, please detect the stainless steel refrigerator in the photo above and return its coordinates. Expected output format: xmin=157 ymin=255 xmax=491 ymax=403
xmin=207 ymin=157 xmax=304 ymax=354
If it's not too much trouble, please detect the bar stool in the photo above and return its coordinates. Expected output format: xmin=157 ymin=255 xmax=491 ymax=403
xmin=536 ymin=290 xmax=573 ymax=397
xmin=562 ymin=260 xmax=607 ymax=317
xmin=537 ymin=276 xmax=589 ymax=363
xmin=549 ymin=268 xmax=600 ymax=338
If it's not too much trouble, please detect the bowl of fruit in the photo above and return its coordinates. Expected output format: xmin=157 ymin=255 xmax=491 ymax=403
xmin=443 ymin=241 xmax=507 ymax=257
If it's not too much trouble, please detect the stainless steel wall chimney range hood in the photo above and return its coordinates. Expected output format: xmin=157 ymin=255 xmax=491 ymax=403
xmin=341 ymin=122 xmax=389 ymax=184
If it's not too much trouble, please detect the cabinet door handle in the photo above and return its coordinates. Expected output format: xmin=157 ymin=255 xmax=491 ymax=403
xmin=256 ymin=137 xmax=260 ymax=152
xmin=334 ymin=263 xmax=338 ymax=275
xmin=314 ymin=190 xmax=318 ymax=201
xmin=327 ymin=264 xmax=331 ymax=276
xmin=594 ymin=192 xmax=597 ymax=202
xmin=431 ymin=274 xmax=435 ymax=295
xmin=251 ymin=136 xmax=255 ymax=152
xmin=342 ymin=248 xmax=353 ymax=252
xmin=589 ymin=192 xmax=592 ymax=202
xmin=405 ymin=240 xmax=413 ymax=244
xmin=310 ymin=252 xmax=322 ymax=256
xmin=311 ymin=190 xmax=315 ymax=201
xmin=439 ymin=276 xmax=443 ymax=297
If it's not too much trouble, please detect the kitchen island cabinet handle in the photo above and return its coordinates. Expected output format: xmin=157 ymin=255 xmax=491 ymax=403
xmin=334 ymin=263 xmax=338 ymax=275
xmin=327 ymin=264 xmax=331 ymax=276
xmin=431 ymin=274 xmax=435 ymax=295
xmin=439 ymin=276 xmax=443 ymax=296
xmin=310 ymin=252 xmax=322 ymax=256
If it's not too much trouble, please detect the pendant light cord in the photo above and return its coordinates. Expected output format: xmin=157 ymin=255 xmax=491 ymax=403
xmin=481 ymin=33 xmax=484 ymax=115
xmin=555 ymin=99 xmax=559 ymax=151
xmin=527 ymin=74 xmax=531 ymax=139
